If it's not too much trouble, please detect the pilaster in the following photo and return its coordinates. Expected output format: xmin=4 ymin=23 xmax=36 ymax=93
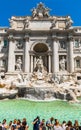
xmin=52 ymin=37 xmax=59 ymax=73
xmin=48 ymin=55 xmax=51 ymax=73
xmin=24 ymin=34 xmax=30 ymax=73
xmin=67 ymin=36 xmax=74 ymax=73
xmin=30 ymin=55 xmax=33 ymax=73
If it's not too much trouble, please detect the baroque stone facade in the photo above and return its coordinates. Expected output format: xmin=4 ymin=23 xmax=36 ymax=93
xmin=0 ymin=2 xmax=81 ymax=77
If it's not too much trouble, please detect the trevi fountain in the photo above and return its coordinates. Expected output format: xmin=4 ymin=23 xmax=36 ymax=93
xmin=0 ymin=56 xmax=81 ymax=102
xmin=0 ymin=2 xmax=81 ymax=102
xmin=0 ymin=3 xmax=81 ymax=128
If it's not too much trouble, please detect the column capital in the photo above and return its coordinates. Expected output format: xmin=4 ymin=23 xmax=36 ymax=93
xmin=8 ymin=34 xmax=15 ymax=42
xmin=68 ymin=34 xmax=74 ymax=42
xmin=24 ymin=34 xmax=30 ymax=42
xmin=52 ymin=32 xmax=58 ymax=41
xmin=52 ymin=36 xmax=58 ymax=41
xmin=69 ymin=37 xmax=74 ymax=42
xmin=48 ymin=51 xmax=52 ymax=55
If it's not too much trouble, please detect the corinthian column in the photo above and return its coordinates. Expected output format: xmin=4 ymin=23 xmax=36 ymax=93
xmin=30 ymin=55 xmax=33 ymax=73
xmin=24 ymin=35 xmax=30 ymax=73
xmin=48 ymin=55 xmax=51 ymax=73
xmin=68 ymin=37 xmax=74 ymax=73
xmin=8 ymin=35 xmax=15 ymax=72
xmin=52 ymin=38 xmax=59 ymax=73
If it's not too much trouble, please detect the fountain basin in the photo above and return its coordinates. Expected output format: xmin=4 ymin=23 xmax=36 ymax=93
xmin=0 ymin=99 xmax=81 ymax=130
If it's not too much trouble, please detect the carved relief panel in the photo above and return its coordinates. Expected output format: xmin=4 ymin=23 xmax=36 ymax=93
xmin=59 ymin=40 xmax=66 ymax=50
xmin=16 ymin=40 xmax=24 ymax=49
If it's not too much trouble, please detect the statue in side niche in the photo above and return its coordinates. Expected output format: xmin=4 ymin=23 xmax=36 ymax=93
xmin=16 ymin=57 xmax=22 ymax=71
xmin=59 ymin=56 xmax=66 ymax=71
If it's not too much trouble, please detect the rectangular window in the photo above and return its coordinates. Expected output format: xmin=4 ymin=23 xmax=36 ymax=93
xmin=76 ymin=60 xmax=80 ymax=68
xmin=75 ymin=40 xmax=79 ymax=48
xmin=4 ymin=40 xmax=8 ymax=47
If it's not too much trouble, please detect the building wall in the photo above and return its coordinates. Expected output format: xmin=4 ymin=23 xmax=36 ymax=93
xmin=0 ymin=6 xmax=81 ymax=75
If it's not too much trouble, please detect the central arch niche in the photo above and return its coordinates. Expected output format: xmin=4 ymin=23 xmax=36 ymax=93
xmin=33 ymin=43 xmax=48 ymax=53
xmin=30 ymin=42 xmax=52 ymax=73
xmin=33 ymin=43 xmax=49 ymax=72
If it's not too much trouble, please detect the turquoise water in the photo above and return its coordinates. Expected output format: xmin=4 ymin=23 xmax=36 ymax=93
xmin=0 ymin=99 xmax=81 ymax=129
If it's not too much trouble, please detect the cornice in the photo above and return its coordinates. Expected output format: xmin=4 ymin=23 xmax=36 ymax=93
xmin=6 ymin=27 xmax=75 ymax=34
xmin=7 ymin=28 xmax=31 ymax=34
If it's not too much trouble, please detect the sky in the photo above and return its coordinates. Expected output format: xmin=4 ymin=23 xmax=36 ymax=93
xmin=0 ymin=0 xmax=81 ymax=27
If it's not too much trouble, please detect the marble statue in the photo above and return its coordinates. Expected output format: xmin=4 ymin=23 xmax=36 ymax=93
xmin=24 ymin=19 xmax=29 ymax=28
xmin=43 ymin=7 xmax=50 ymax=17
xmin=34 ymin=56 xmax=46 ymax=79
xmin=17 ymin=73 xmax=23 ymax=83
xmin=31 ymin=2 xmax=50 ymax=18
xmin=36 ymin=56 xmax=44 ymax=73
xmin=16 ymin=57 xmax=22 ymax=71
xmin=59 ymin=56 xmax=66 ymax=71
xmin=37 ymin=3 xmax=44 ymax=18
xmin=51 ymin=20 xmax=56 ymax=29
xmin=31 ymin=8 xmax=37 ymax=18
xmin=66 ymin=16 xmax=73 ymax=29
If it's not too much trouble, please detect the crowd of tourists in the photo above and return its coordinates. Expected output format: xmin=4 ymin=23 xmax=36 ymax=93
xmin=0 ymin=117 xmax=81 ymax=130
